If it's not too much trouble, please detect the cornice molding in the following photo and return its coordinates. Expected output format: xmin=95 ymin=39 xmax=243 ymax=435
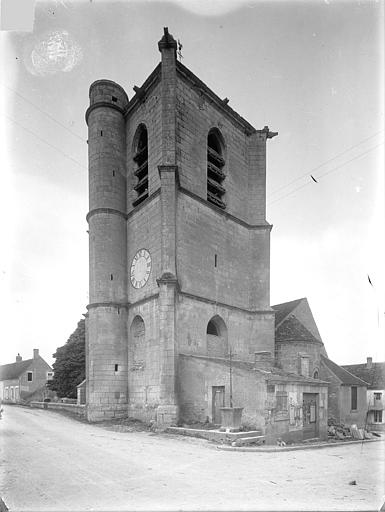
xmin=179 ymin=290 xmax=274 ymax=315
xmin=85 ymin=101 xmax=125 ymax=125
xmin=179 ymin=187 xmax=272 ymax=231
xmin=86 ymin=208 xmax=127 ymax=223
xmin=87 ymin=302 xmax=129 ymax=310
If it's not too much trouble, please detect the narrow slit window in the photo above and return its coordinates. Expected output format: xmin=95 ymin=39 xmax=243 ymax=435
xmin=110 ymin=274 xmax=113 ymax=281
xmin=100 ymin=130 xmax=103 ymax=136
xmin=112 ymin=170 xmax=115 ymax=177
xmin=214 ymin=254 xmax=217 ymax=267
xmin=114 ymin=364 xmax=119 ymax=372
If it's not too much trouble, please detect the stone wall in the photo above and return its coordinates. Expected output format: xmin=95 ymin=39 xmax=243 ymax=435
xmin=31 ymin=401 xmax=86 ymax=418
xmin=276 ymin=340 xmax=326 ymax=378
xmin=176 ymin=294 xmax=274 ymax=361
xmin=177 ymin=354 xmax=328 ymax=443
xmin=175 ymin=71 xmax=267 ymax=225
xmin=126 ymin=79 xmax=162 ymax=213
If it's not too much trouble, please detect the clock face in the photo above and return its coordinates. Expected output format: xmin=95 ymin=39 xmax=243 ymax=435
xmin=130 ymin=249 xmax=151 ymax=289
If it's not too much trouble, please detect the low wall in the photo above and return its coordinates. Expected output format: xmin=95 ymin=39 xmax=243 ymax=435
xmin=30 ymin=401 xmax=86 ymax=418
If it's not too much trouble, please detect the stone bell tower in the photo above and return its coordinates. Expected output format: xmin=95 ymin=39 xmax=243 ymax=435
xmin=85 ymin=28 xmax=277 ymax=424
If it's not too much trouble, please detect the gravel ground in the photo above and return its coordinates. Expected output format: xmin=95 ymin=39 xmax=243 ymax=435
xmin=1 ymin=404 xmax=384 ymax=511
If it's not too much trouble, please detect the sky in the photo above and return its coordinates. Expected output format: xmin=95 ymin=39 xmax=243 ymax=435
xmin=0 ymin=0 xmax=383 ymax=367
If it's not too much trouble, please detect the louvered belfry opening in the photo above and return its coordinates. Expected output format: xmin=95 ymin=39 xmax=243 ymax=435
xmin=207 ymin=130 xmax=226 ymax=209
xmin=132 ymin=125 xmax=149 ymax=207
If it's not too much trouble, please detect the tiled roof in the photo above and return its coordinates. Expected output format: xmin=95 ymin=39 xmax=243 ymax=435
xmin=341 ymin=362 xmax=385 ymax=389
xmin=272 ymin=298 xmax=305 ymax=327
xmin=321 ymin=355 xmax=368 ymax=386
xmin=0 ymin=359 xmax=33 ymax=380
xmin=275 ymin=316 xmax=322 ymax=344
xmin=179 ymin=353 xmax=328 ymax=385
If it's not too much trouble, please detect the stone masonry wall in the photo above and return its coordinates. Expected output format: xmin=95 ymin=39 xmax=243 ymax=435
xmin=177 ymin=294 xmax=274 ymax=361
xmin=127 ymin=194 xmax=161 ymax=304
xmin=177 ymin=355 xmax=267 ymax=430
xmin=126 ymin=81 xmax=162 ymax=214
xmin=176 ymin=193 xmax=271 ymax=312
xmin=176 ymin=74 xmax=264 ymax=224
xmin=127 ymin=296 xmax=161 ymax=422
xmin=276 ymin=340 xmax=326 ymax=377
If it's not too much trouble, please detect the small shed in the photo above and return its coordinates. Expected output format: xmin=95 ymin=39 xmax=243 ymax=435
xmin=77 ymin=379 xmax=86 ymax=405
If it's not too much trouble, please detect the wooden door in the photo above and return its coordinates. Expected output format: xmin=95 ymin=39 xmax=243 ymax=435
xmin=212 ymin=386 xmax=225 ymax=424
xmin=303 ymin=393 xmax=319 ymax=439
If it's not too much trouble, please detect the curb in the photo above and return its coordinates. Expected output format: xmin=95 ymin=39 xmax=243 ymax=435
xmin=217 ymin=437 xmax=384 ymax=452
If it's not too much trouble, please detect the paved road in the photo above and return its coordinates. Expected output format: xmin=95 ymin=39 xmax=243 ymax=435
xmin=0 ymin=405 xmax=384 ymax=511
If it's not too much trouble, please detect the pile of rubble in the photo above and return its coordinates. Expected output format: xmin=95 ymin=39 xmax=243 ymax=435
xmin=327 ymin=419 xmax=381 ymax=441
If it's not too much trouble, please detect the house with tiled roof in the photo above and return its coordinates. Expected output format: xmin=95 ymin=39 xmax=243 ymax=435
xmin=319 ymin=355 xmax=368 ymax=427
xmin=342 ymin=358 xmax=385 ymax=430
xmin=272 ymin=297 xmax=369 ymax=429
xmin=0 ymin=349 xmax=53 ymax=404
xmin=272 ymin=298 xmax=328 ymax=380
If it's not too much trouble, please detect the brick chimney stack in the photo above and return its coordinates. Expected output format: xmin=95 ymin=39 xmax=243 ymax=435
xmin=366 ymin=356 xmax=373 ymax=369
xmin=33 ymin=348 xmax=39 ymax=359
xmin=16 ymin=353 xmax=22 ymax=363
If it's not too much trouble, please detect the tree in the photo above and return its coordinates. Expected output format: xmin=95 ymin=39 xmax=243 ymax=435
xmin=48 ymin=318 xmax=86 ymax=398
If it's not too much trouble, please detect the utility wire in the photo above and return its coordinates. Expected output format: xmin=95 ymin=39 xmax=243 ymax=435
xmin=268 ymin=142 xmax=383 ymax=206
xmin=0 ymin=82 xmax=86 ymax=143
xmin=4 ymin=114 xmax=87 ymax=171
xmin=269 ymin=130 xmax=384 ymax=198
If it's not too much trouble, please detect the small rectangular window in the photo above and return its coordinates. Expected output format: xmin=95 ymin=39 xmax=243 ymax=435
xmin=300 ymin=357 xmax=309 ymax=377
xmin=47 ymin=372 xmax=54 ymax=381
xmin=112 ymin=96 xmax=118 ymax=102
xmin=114 ymin=364 xmax=119 ymax=372
xmin=374 ymin=410 xmax=383 ymax=423
xmin=374 ymin=392 xmax=382 ymax=400
xmin=27 ymin=371 xmax=33 ymax=382
xmin=276 ymin=391 xmax=288 ymax=411
xmin=351 ymin=386 xmax=357 ymax=410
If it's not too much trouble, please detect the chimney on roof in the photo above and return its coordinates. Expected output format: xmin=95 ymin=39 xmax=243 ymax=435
xmin=16 ymin=353 xmax=22 ymax=363
xmin=366 ymin=357 xmax=373 ymax=369
xmin=33 ymin=348 xmax=39 ymax=359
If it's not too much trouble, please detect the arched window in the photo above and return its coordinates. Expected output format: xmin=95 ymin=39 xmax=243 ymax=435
xmin=207 ymin=129 xmax=226 ymax=209
xmin=313 ymin=369 xmax=319 ymax=379
xmin=206 ymin=315 xmax=228 ymax=357
xmin=207 ymin=320 xmax=219 ymax=336
xmin=132 ymin=125 xmax=148 ymax=207
xmin=130 ymin=315 xmax=145 ymax=370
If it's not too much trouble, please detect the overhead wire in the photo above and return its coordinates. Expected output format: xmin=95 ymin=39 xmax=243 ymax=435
xmin=0 ymin=81 xmax=86 ymax=143
xmin=268 ymin=142 xmax=383 ymax=206
xmin=269 ymin=130 xmax=384 ymax=198
xmin=4 ymin=114 xmax=87 ymax=171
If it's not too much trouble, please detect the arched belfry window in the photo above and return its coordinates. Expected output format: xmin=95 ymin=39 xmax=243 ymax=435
xmin=132 ymin=125 xmax=148 ymax=207
xmin=313 ymin=369 xmax=319 ymax=379
xmin=207 ymin=129 xmax=226 ymax=209
xmin=206 ymin=315 xmax=228 ymax=357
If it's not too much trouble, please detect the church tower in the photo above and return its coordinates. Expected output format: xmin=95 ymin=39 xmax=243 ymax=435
xmin=85 ymin=28 xmax=277 ymax=424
